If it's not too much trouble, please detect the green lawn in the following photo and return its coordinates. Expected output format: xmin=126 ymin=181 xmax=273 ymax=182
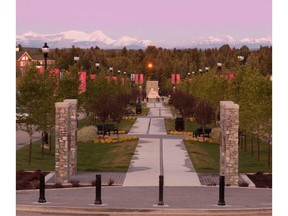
xmin=77 ymin=140 xmax=137 ymax=172
xmin=16 ymin=140 xmax=138 ymax=172
xmin=184 ymin=140 xmax=272 ymax=173
xmin=16 ymin=117 xmax=137 ymax=172
xmin=16 ymin=140 xmax=55 ymax=171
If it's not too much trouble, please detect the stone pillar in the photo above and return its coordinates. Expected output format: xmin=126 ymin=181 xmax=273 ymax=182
xmin=55 ymin=102 xmax=71 ymax=184
xmin=220 ymin=101 xmax=239 ymax=186
xmin=64 ymin=99 xmax=78 ymax=176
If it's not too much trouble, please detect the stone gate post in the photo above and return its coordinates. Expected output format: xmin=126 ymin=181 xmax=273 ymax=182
xmin=55 ymin=102 xmax=71 ymax=183
xmin=64 ymin=99 xmax=78 ymax=176
xmin=220 ymin=101 xmax=239 ymax=186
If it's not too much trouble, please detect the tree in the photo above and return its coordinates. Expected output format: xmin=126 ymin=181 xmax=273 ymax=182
xmin=16 ymin=64 xmax=57 ymax=162
xmin=194 ymin=100 xmax=214 ymax=138
xmin=57 ymin=65 xmax=81 ymax=103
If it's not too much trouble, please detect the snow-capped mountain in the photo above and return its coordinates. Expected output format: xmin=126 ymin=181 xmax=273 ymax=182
xmin=16 ymin=30 xmax=154 ymax=49
xmin=16 ymin=30 xmax=271 ymax=49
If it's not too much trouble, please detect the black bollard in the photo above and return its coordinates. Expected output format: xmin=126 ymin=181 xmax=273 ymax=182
xmin=38 ymin=173 xmax=46 ymax=203
xmin=158 ymin=175 xmax=164 ymax=206
xmin=94 ymin=175 xmax=102 ymax=205
xmin=218 ymin=175 xmax=226 ymax=206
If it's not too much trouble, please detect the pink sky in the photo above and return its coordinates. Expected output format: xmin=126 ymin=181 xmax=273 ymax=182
xmin=16 ymin=0 xmax=271 ymax=43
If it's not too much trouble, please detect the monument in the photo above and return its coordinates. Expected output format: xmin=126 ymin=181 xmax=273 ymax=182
xmin=146 ymin=81 xmax=160 ymax=100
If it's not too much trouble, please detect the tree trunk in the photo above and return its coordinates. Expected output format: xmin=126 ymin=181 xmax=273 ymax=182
xmin=251 ymin=134 xmax=254 ymax=157
xmin=244 ymin=133 xmax=247 ymax=152
xmin=257 ymin=135 xmax=260 ymax=161
xmin=28 ymin=135 xmax=32 ymax=165
xmin=41 ymin=132 xmax=44 ymax=159
xmin=49 ymin=132 xmax=52 ymax=155
xmin=268 ymin=140 xmax=271 ymax=167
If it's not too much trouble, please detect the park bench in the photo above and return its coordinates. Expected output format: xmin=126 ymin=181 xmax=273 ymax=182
xmin=125 ymin=109 xmax=135 ymax=116
xmin=193 ymin=127 xmax=212 ymax=138
xmin=96 ymin=124 xmax=118 ymax=136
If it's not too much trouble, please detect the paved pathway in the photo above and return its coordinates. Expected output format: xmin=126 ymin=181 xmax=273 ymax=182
xmin=123 ymin=102 xmax=201 ymax=186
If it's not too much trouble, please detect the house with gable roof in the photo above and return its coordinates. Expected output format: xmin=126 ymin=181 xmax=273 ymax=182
xmin=16 ymin=46 xmax=55 ymax=73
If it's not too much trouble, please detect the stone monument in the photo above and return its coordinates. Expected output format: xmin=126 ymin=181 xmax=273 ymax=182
xmin=146 ymin=81 xmax=160 ymax=100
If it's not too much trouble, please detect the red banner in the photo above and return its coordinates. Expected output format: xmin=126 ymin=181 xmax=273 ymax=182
xmin=171 ymin=73 xmax=175 ymax=84
xmin=135 ymin=74 xmax=139 ymax=84
xmin=139 ymin=74 xmax=144 ymax=84
xmin=176 ymin=74 xmax=181 ymax=84
xmin=78 ymin=71 xmax=86 ymax=93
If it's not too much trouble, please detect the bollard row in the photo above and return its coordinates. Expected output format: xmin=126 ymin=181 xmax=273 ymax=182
xmin=37 ymin=174 xmax=226 ymax=206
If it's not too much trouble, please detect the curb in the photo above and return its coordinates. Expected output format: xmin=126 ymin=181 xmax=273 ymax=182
xmin=17 ymin=205 xmax=272 ymax=216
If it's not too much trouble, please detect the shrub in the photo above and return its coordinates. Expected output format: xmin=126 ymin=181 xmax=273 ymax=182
xmin=211 ymin=128 xmax=221 ymax=144
xmin=53 ymin=182 xmax=64 ymax=188
xmin=77 ymin=126 xmax=98 ymax=143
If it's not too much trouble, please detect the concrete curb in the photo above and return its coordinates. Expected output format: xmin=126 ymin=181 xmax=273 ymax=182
xmin=16 ymin=205 xmax=272 ymax=216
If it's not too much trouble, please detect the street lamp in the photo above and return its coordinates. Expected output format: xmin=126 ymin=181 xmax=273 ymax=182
xmin=147 ymin=63 xmax=153 ymax=80
xmin=217 ymin=63 xmax=222 ymax=76
xmin=108 ymin=67 xmax=113 ymax=75
xmin=199 ymin=69 xmax=203 ymax=75
xmin=205 ymin=67 xmax=209 ymax=73
xmin=42 ymin=42 xmax=49 ymax=70
xmin=117 ymin=70 xmax=121 ymax=76
xmin=237 ymin=56 xmax=245 ymax=64
xmin=95 ymin=63 xmax=100 ymax=73
xmin=130 ymin=73 xmax=135 ymax=87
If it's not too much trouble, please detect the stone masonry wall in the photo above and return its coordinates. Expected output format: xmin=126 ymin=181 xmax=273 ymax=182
xmin=220 ymin=101 xmax=239 ymax=186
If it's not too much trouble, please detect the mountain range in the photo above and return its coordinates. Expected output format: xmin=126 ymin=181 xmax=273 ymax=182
xmin=16 ymin=30 xmax=272 ymax=49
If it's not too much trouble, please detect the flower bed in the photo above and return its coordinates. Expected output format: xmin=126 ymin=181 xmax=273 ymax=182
xmin=168 ymin=130 xmax=193 ymax=136
xmin=184 ymin=137 xmax=215 ymax=143
xmin=94 ymin=136 xmax=138 ymax=144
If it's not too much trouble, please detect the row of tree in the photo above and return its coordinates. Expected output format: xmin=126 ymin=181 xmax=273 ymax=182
xmin=16 ymin=64 xmax=137 ymax=164
xmin=170 ymin=63 xmax=272 ymax=149
xmin=18 ymin=45 xmax=272 ymax=93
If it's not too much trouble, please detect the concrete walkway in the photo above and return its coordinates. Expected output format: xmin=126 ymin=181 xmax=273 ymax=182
xmin=16 ymin=102 xmax=272 ymax=215
xmin=123 ymin=102 xmax=201 ymax=186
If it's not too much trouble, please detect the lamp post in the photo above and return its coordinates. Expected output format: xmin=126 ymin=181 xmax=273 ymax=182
xmin=95 ymin=63 xmax=100 ymax=74
xmin=199 ymin=69 xmax=203 ymax=75
xmin=74 ymin=56 xmax=80 ymax=70
xmin=108 ymin=67 xmax=113 ymax=75
xmin=217 ymin=63 xmax=222 ymax=76
xmin=130 ymin=73 xmax=135 ymax=87
xmin=147 ymin=63 xmax=153 ymax=80
xmin=237 ymin=56 xmax=245 ymax=65
xmin=42 ymin=42 xmax=49 ymax=70
xmin=205 ymin=67 xmax=209 ymax=73
xmin=74 ymin=56 xmax=80 ymax=62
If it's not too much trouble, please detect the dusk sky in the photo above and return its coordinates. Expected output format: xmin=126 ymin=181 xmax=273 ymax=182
xmin=16 ymin=0 xmax=272 ymax=44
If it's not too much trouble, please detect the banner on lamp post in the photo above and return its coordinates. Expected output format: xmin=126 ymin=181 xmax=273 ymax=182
xmin=171 ymin=73 xmax=175 ymax=84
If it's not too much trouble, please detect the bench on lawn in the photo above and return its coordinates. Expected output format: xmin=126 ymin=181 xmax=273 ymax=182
xmin=193 ymin=127 xmax=212 ymax=138
xmin=96 ymin=124 xmax=118 ymax=136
